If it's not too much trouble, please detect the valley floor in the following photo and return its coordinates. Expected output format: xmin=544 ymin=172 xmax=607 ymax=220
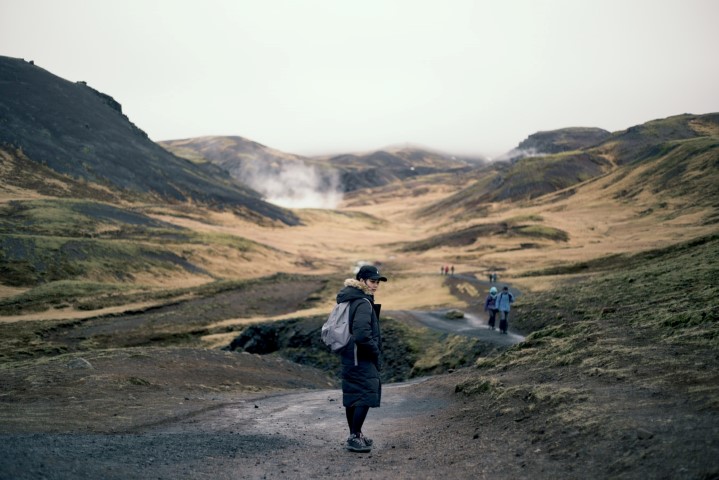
xmin=1 ymin=242 xmax=718 ymax=478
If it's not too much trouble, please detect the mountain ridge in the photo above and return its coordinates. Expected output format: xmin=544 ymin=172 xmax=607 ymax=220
xmin=417 ymin=113 xmax=719 ymax=220
xmin=161 ymin=136 xmax=487 ymax=193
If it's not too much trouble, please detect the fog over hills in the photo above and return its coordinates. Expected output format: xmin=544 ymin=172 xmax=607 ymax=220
xmin=160 ymin=136 xmax=343 ymax=209
xmin=161 ymin=137 xmax=488 ymax=209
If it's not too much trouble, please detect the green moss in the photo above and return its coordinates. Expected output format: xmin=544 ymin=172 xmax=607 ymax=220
xmin=0 ymin=280 xmax=136 ymax=315
xmin=455 ymin=376 xmax=501 ymax=395
xmin=506 ymin=214 xmax=544 ymax=225
xmin=482 ymin=233 xmax=719 ymax=410
xmin=513 ymin=225 xmax=569 ymax=242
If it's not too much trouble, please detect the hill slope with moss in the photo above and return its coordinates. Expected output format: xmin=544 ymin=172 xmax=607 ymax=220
xmin=443 ymin=233 xmax=719 ymax=478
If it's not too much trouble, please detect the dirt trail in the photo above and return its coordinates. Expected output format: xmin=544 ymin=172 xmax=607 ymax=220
xmin=0 ymin=274 xmax=538 ymax=479
xmin=390 ymin=309 xmax=525 ymax=345
xmin=150 ymin=378 xmax=448 ymax=478
xmin=0 ymin=379 xmax=458 ymax=480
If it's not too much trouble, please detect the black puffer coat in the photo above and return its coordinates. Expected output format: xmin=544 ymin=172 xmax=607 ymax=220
xmin=336 ymin=279 xmax=382 ymax=408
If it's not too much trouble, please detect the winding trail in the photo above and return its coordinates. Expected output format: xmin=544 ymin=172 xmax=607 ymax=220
xmin=389 ymin=271 xmax=525 ymax=345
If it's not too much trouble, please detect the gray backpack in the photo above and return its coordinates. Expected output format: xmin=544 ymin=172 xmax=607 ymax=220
xmin=321 ymin=298 xmax=370 ymax=352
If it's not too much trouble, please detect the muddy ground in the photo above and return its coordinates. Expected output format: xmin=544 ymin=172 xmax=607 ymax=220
xmin=1 ymin=273 xmax=718 ymax=479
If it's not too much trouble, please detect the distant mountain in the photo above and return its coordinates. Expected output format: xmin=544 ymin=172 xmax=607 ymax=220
xmin=0 ymin=56 xmax=298 ymax=225
xmin=420 ymin=113 xmax=719 ymax=218
xmin=161 ymin=137 xmax=487 ymax=194
xmin=320 ymin=146 xmax=487 ymax=192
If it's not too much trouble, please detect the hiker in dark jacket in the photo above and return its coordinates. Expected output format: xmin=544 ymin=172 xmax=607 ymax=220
xmin=336 ymin=265 xmax=386 ymax=453
xmin=484 ymin=286 xmax=499 ymax=330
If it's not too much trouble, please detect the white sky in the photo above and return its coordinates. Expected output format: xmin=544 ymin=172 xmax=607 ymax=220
xmin=1 ymin=0 xmax=718 ymax=158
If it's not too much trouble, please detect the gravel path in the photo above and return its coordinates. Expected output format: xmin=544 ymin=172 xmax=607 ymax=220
xmin=390 ymin=309 xmax=525 ymax=345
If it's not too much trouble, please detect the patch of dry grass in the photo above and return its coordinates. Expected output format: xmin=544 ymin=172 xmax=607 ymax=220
xmin=379 ymin=274 xmax=462 ymax=310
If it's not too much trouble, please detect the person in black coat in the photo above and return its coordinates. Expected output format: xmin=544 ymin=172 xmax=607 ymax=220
xmin=337 ymin=265 xmax=386 ymax=452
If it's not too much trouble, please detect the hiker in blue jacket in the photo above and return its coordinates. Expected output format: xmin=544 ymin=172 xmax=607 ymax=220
xmin=484 ymin=286 xmax=499 ymax=330
xmin=495 ymin=285 xmax=514 ymax=334
xmin=336 ymin=265 xmax=386 ymax=453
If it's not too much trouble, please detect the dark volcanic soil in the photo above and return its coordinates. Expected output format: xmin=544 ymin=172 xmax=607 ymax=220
xmin=1 ymin=272 xmax=718 ymax=479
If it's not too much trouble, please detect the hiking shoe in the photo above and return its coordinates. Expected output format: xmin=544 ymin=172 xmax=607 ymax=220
xmin=346 ymin=434 xmax=371 ymax=453
xmin=358 ymin=433 xmax=373 ymax=447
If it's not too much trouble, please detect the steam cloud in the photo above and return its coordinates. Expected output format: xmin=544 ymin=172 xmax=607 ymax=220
xmin=238 ymin=161 xmax=343 ymax=209
xmin=495 ymin=148 xmax=542 ymax=162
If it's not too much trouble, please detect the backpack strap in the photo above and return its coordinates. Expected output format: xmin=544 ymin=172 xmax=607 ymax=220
xmin=348 ymin=298 xmax=372 ymax=334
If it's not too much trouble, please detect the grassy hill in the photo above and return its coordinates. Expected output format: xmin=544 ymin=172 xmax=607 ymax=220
xmin=0 ymin=56 xmax=297 ymax=226
xmin=419 ymin=113 xmax=719 ymax=225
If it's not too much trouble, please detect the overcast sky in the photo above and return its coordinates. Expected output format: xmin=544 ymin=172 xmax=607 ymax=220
xmin=2 ymin=0 xmax=718 ymax=158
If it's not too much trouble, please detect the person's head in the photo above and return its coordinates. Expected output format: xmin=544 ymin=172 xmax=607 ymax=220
xmin=503 ymin=286 xmax=509 ymax=291
xmin=489 ymin=286 xmax=497 ymax=295
xmin=356 ymin=265 xmax=387 ymax=294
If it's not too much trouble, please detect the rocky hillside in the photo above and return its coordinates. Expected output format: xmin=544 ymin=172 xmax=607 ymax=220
xmin=0 ymin=56 xmax=297 ymax=226
xmin=510 ymin=126 xmax=610 ymax=159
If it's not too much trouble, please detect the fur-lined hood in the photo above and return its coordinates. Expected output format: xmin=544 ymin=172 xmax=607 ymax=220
xmin=336 ymin=278 xmax=375 ymax=304
xmin=343 ymin=278 xmax=374 ymax=296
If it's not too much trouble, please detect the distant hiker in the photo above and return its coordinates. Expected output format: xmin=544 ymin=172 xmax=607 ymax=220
xmin=441 ymin=266 xmax=445 ymax=276
xmin=335 ymin=265 xmax=386 ymax=453
xmin=484 ymin=286 xmax=499 ymax=330
xmin=495 ymin=286 xmax=514 ymax=334
xmin=450 ymin=265 xmax=455 ymax=276
xmin=444 ymin=265 xmax=449 ymax=275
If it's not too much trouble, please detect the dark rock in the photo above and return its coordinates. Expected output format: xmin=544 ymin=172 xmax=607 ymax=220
xmin=445 ymin=309 xmax=465 ymax=320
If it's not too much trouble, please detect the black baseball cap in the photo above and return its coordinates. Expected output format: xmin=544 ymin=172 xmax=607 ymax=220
xmin=356 ymin=265 xmax=388 ymax=282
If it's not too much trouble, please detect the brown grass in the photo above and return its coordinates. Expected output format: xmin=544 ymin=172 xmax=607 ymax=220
xmin=3 ymin=151 xmax=716 ymax=322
